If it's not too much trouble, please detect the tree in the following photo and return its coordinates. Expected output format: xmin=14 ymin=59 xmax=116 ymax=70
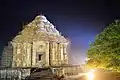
xmin=86 ymin=20 xmax=120 ymax=72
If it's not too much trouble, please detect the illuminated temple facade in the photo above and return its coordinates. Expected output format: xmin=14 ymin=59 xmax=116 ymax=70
xmin=0 ymin=16 xmax=83 ymax=80
xmin=1 ymin=15 xmax=69 ymax=68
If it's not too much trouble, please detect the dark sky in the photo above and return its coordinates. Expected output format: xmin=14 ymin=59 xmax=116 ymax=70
xmin=0 ymin=0 xmax=120 ymax=64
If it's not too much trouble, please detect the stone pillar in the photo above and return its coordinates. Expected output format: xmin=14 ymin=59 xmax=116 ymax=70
xmin=60 ymin=43 xmax=64 ymax=62
xmin=49 ymin=42 xmax=58 ymax=66
xmin=22 ymin=43 xmax=27 ymax=67
xmin=55 ymin=43 xmax=58 ymax=65
xmin=21 ymin=42 xmax=32 ymax=67
xmin=32 ymin=42 xmax=37 ymax=67
xmin=49 ymin=42 xmax=52 ymax=66
xmin=50 ymin=42 xmax=58 ymax=66
xmin=11 ymin=42 xmax=17 ymax=67
xmin=26 ymin=43 xmax=32 ymax=67
xmin=63 ymin=43 xmax=69 ymax=64
xmin=56 ymin=43 xmax=65 ymax=65
xmin=57 ymin=43 xmax=62 ymax=65
xmin=49 ymin=42 xmax=54 ymax=66
xmin=45 ymin=41 xmax=49 ymax=66
xmin=52 ymin=42 xmax=55 ymax=62
xmin=16 ymin=43 xmax=22 ymax=67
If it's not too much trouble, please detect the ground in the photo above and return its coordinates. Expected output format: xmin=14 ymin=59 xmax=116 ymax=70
xmin=67 ymin=72 xmax=120 ymax=80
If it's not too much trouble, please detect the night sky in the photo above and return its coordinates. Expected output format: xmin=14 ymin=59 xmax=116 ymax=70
xmin=0 ymin=0 xmax=120 ymax=64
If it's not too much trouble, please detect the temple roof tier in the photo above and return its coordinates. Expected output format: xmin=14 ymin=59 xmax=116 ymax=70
xmin=12 ymin=15 xmax=69 ymax=44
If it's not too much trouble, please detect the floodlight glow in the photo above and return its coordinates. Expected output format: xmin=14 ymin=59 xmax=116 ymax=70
xmin=87 ymin=70 xmax=95 ymax=80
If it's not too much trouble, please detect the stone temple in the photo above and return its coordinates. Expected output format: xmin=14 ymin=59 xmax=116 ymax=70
xmin=1 ymin=15 xmax=69 ymax=68
xmin=0 ymin=15 xmax=82 ymax=80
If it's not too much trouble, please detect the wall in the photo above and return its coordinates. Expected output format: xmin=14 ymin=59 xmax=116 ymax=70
xmin=0 ymin=69 xmax=30 ymax=80
xmin=32 ymin=41 xmax=49 ymax=67
xmin=12 ymin=42 xmax=32 ymax=67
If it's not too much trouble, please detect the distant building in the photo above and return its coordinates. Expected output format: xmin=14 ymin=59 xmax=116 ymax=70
xmin=1 ymin=43 xmax=13 ymax=67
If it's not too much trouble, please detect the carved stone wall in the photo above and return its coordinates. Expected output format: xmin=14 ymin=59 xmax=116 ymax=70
xmin=0 ymin=69 xmax=30 ymax=80
xmin=12 ymin=42 xmax=32 ymax=67
xmin=49 ymin=42 xmax=68 ymax=66
xmin=32 ymin=41 xmax=49 ymax=67
xmin=11 ymin=40 xmax=69 ymax=68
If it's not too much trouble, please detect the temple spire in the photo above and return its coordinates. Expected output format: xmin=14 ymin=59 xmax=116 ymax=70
xmin=35 ymin=15 xmax=47 ymax=22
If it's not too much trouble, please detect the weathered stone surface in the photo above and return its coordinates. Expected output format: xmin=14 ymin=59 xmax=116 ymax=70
xmin=1 ymin=42 xmax=13 ymax=67
xmin=0 ymin=69 xmax=30 ymax=80
xmin=1 ymin=15 xmax=69 ymax=68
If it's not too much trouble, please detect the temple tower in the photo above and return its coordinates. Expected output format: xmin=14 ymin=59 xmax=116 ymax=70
xmin=1 ymin=15 xmax=69 ymax=68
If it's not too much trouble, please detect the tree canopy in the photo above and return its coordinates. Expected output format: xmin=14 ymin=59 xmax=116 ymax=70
xmin=86 ymin=20 xmax=120 ymax=72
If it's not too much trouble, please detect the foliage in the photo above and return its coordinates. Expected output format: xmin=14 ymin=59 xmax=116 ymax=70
xmin=86 ymin=20 xmax=120 ymax=72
